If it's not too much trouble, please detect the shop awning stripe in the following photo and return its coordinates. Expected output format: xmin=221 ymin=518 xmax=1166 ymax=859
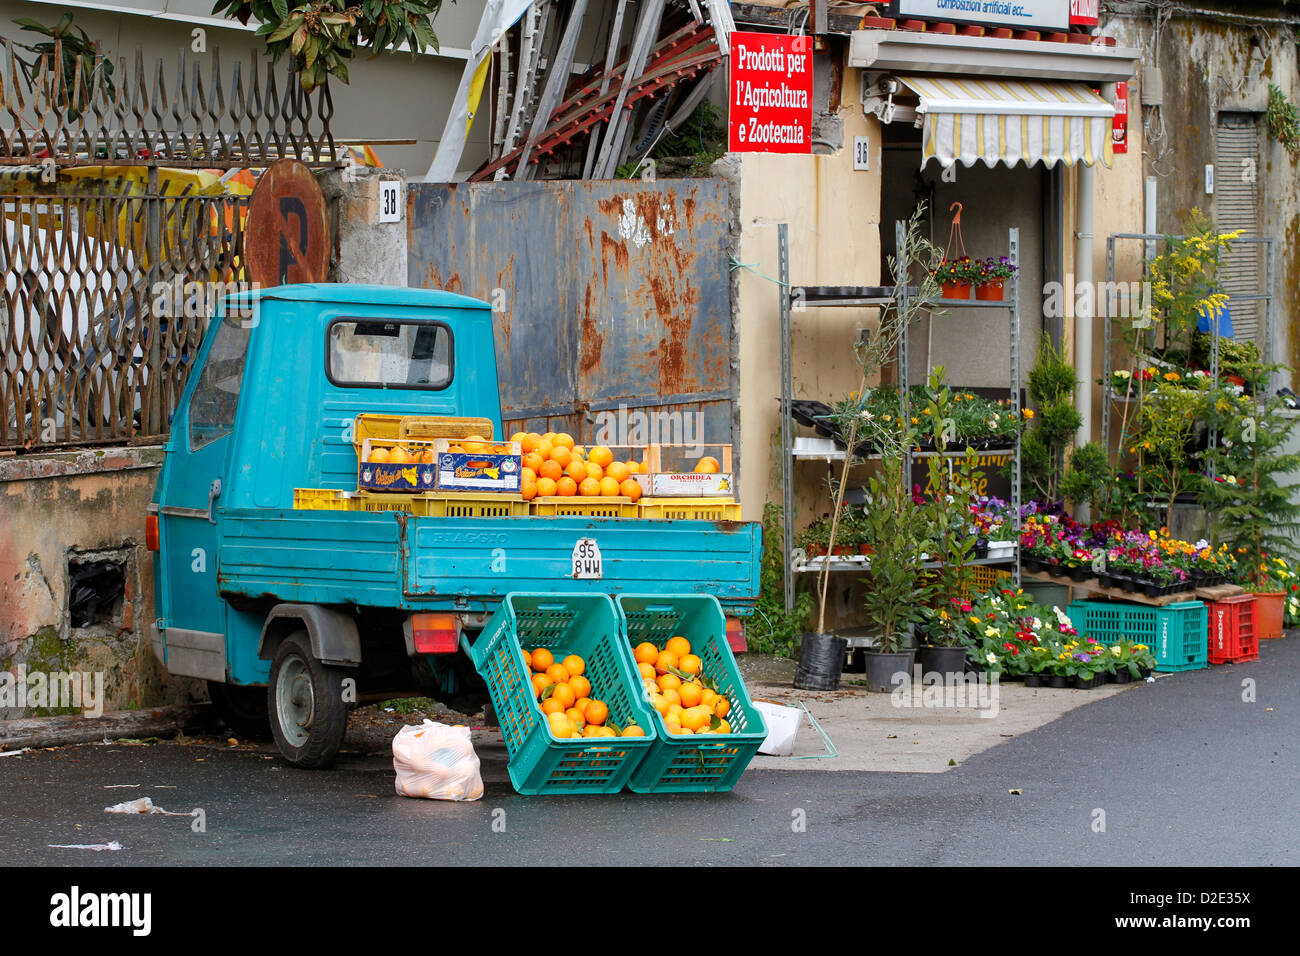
xmin=901 ymin=74 xmax=1115 ymax=169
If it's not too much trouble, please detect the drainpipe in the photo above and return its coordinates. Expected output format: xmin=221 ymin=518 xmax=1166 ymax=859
xmin=1075 ymin=164 xmax=1095 ymax=449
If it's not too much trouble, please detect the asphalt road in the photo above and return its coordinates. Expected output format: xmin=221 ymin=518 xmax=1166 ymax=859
xmin=3 ymin=637 xmax=1295 ymax=867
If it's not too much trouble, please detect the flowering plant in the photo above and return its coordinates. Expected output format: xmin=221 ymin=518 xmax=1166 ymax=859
xmin=973 ymin=255 xmax=1017 ymax=281
xmin=931 ymin=256 xmax=980 ymax=285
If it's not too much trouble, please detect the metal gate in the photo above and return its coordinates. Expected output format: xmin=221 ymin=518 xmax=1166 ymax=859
xmin=407 ymin=179 xmax=735 ymax=449
xmin=0 ymin=40 xmax=338 ymax=451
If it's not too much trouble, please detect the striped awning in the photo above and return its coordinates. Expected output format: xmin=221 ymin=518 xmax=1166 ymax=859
xmin=899 ymin=75 xmax=1115 ymax=169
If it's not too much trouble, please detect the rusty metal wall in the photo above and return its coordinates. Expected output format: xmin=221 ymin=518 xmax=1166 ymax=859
xmin=407 ymin=180 xmax=734 ymax=446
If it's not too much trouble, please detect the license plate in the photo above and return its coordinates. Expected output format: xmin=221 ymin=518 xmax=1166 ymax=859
xmin=572 ymin=538 xmax=603 ymax=579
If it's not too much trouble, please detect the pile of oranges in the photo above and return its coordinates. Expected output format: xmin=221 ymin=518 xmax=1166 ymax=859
xmin=524 ymin=646 xmax=647 ymax=740
xmin=634 ymin=637 xmax=733 ymax=735
xmin=367 ymin=435 xmax=512 ymax=464
xmin=510 ymin=431 xmax=645 ymax=502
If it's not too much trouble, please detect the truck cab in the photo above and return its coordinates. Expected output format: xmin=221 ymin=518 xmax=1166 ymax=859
xmin=150 ymin=284 xmax=760 ymax=767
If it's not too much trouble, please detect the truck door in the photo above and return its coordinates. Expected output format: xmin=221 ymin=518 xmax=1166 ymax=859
xmin=154 ymin=313 xmax=251 ymax=683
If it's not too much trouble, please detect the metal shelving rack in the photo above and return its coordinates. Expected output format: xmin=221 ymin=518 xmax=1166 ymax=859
xmin=1101 ymin=233 xmax=1277 ymax=463
xmin=776 ymin=222 xmax=1023 ymax=613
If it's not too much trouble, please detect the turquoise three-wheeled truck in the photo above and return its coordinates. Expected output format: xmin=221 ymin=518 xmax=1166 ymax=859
xmin=149 ymin=285 xmax=761 ymax=769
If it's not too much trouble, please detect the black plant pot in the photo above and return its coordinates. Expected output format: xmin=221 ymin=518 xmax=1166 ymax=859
xmin=1073 ymin=674 xmax=1096 ymax=690
xmin=794 ymin=632 xmax=849 ymax=691
xmin=1138 ymin=666 xmax=1153 ymax=679
xmin=863 ymin=649 xmax=917 ymax=694
xmin=1023 ymin=672 xmax=1043 ymax=688
xmin=918 ymin=644 xmax=968 ymax=677
xmin=1119 ymin=575 xmax=1140 ymax=593
xmin=1047 ymin=675 xmax=1068 ymax=688
xmin=1142 ymin=582 xmax=1163 ymax=598
xmin=1112 ymin=669 xmax=1133 ymax=684
xmin=1067 ymin=566 xmax=1089 ymax=582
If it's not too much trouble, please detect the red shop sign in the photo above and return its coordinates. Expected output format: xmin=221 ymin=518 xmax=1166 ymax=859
xmin=728 ymin=31 xmax=812 ymax=154
xmin=1112 ymin=81 xmax=1128 ymax=154
xmin=1070 ymin=0 xmax=1100 ymax=27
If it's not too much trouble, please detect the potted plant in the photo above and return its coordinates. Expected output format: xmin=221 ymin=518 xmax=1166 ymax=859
xmin=973 ymin=255 xmax=1016 ymax=301
xmin=931 ymin=257 xmax=978 ymax=300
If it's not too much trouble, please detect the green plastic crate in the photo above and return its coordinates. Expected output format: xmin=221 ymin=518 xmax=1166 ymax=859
xmin=465 ymin=594 xmax=657 ymax=795
xmin=616 ymin=594 xmax=767 ymax=793
xmin=1067 ymin=600 xmax=1208 ymax=672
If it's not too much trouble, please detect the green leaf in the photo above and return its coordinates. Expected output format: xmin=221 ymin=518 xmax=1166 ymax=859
xmin=266 ymin=20 xmax=299 ymax=42
xmin=290 ymin=25 xmax=308 ymax=55
xmin=271 ymin=0 xmax=289 ymax=19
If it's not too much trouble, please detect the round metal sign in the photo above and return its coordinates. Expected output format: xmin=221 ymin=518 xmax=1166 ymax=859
xmin=245 ymin=159 xmax=331 ymax=287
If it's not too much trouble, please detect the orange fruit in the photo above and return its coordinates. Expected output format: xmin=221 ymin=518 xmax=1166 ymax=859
xmin=509 ymin=431 xmax=528 ymax=445
xmin=520 ymin=466 xmax=537 ymax=484
xmin=623 ymin=460 xmax=640 ymax=474
xmin=564 ymin=706 xmax=586 ymax=727
xmin=579 ymin=477 xmax=601 ymax=497
xmin=369 ymin=447 xmax=391 ymax=463
xmin=713 ymin=697 xmax=730 ymax=718
xmin=677 ymin=726 xmax=694 ymax=735
xmin=679 ymin=654 xmax=702 ymax=676
xmin=553 ymin=433 xmax=575 ymax=450
xmin=651 ymin=694 xmax=669 ymax=716
xmin=588 ymin=446 xmax=614 ymax=467
xmin=556 ymin=476 xmax=578 ymax=496
xmin=541 ymin=698 xmax=565 ymax=716
xmin=665 ymin=714 xmax=682 ymax=734
xmin=620 ymin=478 xmax=642 ymax=501
xmin=661 ymin=687 xmax=681 ymax=708
xmin=584 ymin=700 xmax=608 ymax=726
xmin=637 ymin=662 xmax=655 ymax=680
xmin=521 ymin=433 xmax=542 ymax=454
xmin=534 ymin=439 xmax=554 ymax=459
xmin=522 ymin=648 xmax=533 ymax=670
xmin=667 ymin=703 xmax=684 ymax=721
xmin=547 ymin=711 xmax=575 ymax=738
xmin=565 ymin=459 xmax=589 ymax=483
xmin=656 ymin=650 xmax=680 ymax=674
xmin=541 ymin=432 xmax=556 ymax=443
xmin=678 ymin=681 xmax=703 ymax=708
xmin=532 ymin=673 xmax=554 ymax=696
xmin=573 ymin=695 xmax=592 ymax=714
xmin=634 ymin=643 xmax=659 ymax=665
xmin=599 ymin=476 xmax=621 ymax=497
xmin=572 ymin=446 xmax=587 ymax=460
xmin=715 ymin=719 xmax=731 ymax=734
xmin=522 ymin=451 xmax=544 ymax=473
xmin=521 ymin=481 xmax=537 ymax=501
xmin=621 ymin=723 xmax=646 ymax=737
xmin=535 ymin=477 xmax=558 ymax=497
xmin=549 ymin=446 xmax=572 ymax=468
xmin=657 ymin=673 xmax=681 ymax=693
xmin=551 ymin=682 xmax=576 ymax=709
xmin=605 ymin=461 xmax=630 ymax=483
xmin=538 ymin=459 xmax=563 ymax=482
xmin=699 ymin=688 xmax=718 ymax=709
xmin=562 ymin=655 xmax=585 ymax=678
xmin=389 ymin=446 xmax=411 ymax=464
xmin=585 ymin=461 xmax=604 ymax=481
xmin=665 ymin=636 xmax=691 ymax=657
xmin=681 ymin=706 xmax=710 ymax=732
xmin=694 ymin=456 xmax=720 ymax=474
xmin=531 ymin=648 xmax=554 ymax=672
xmin=446 ymin=444 xmax=466 ymax=454
xmin=569 ymin=676 xmax=592 ymax=701
xmin=545 ymin=663 xmax=570 ymax=685
xmin=582 ymin=725 xmax=601 ymax=738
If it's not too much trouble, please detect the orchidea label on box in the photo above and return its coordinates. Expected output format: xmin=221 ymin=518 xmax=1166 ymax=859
xmin=728 ymin=32 xmax=812 ymax=154
xmin=891 ymin=0 xmax=1070 ymax=31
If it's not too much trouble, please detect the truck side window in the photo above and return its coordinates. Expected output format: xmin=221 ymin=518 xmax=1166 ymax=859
xmin=188 ymin=315 xmax=251 ymax=451
xmin=327 ymin=319 xmax=452 ymax=390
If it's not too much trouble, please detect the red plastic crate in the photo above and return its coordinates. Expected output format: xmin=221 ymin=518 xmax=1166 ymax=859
xmin=1206 ymin=595 xmax=1259 ymax=664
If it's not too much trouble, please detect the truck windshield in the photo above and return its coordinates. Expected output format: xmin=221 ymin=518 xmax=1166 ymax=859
xmin=327 ymin=319 xmax=452 ymax=390
xmin=189 ymin=315 xmax=251 ymax=451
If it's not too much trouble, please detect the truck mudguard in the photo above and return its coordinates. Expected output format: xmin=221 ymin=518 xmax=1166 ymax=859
xmin=257 ymin=604 xmax=362 ymax=667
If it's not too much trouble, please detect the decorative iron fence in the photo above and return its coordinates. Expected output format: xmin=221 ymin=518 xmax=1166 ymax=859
xmin=1 ymin=40 xmax=338 ymax=169
xmin=0 ymin=41 xmax=339 ymax=450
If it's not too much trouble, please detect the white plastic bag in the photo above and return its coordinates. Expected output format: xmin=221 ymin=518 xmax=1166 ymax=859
xmin=392 ymin=720 xmax=484 ymax=801
xmin=752 ymin=700 xmax=802 ymax=756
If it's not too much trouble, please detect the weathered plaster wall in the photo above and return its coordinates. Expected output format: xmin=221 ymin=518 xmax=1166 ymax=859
xmin=729 ymin=70 xmax=883 ymax=529
xmin=0 ymin=448 xmax=204 ymax=717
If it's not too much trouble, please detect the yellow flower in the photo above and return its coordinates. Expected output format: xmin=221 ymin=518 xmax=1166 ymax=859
xmin=1022 ymin=409 xmax=1034 ymax=418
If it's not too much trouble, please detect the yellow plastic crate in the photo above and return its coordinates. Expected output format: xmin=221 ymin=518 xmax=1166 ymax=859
xmin=293 ymin=488 xmax=353 ymax=511
xmin=293 ymin=489 xmax=527 ymax=517
xmin=636 ymin=497 xmax=742 ymax=521
xmin=969 ymin=565 xmax=1014 ymax=592
xmin=529 ymin=496 xmax=639 ymax=518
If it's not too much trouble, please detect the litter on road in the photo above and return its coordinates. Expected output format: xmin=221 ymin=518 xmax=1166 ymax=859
xmin=104 ymin=797 xmax=191 ymax=816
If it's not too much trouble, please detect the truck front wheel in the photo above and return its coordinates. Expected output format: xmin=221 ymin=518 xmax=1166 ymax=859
xmin=268 ymin=631 xmax=348 ymax=769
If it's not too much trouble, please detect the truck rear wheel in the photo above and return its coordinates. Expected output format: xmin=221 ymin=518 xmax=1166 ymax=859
xmin=207 ymin=680 xmax=272 ymax=740
xmin=268 ymin=631 xmax=348 ymax=769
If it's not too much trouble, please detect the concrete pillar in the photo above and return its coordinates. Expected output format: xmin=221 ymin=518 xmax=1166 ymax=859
xmin=318 ymin=166 xmax=409 ymax=286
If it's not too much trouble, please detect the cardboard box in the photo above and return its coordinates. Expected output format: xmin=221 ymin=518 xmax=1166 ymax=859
xmin=357 ymin=438 xmax=437 ymax=492
xmin=636 ymin=443 xmax=734 ymax=497
xmin=636 ymin=472 xmax=735 ymax=497
xmin=433 ymin=438 xmax=522 ymax=493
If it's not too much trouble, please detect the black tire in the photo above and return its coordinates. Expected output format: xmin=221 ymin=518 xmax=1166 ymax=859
xmin=207 ymin=680 xmax=272 ymax=740
xmin=267 ymin=630 xmax=348 ymax=769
